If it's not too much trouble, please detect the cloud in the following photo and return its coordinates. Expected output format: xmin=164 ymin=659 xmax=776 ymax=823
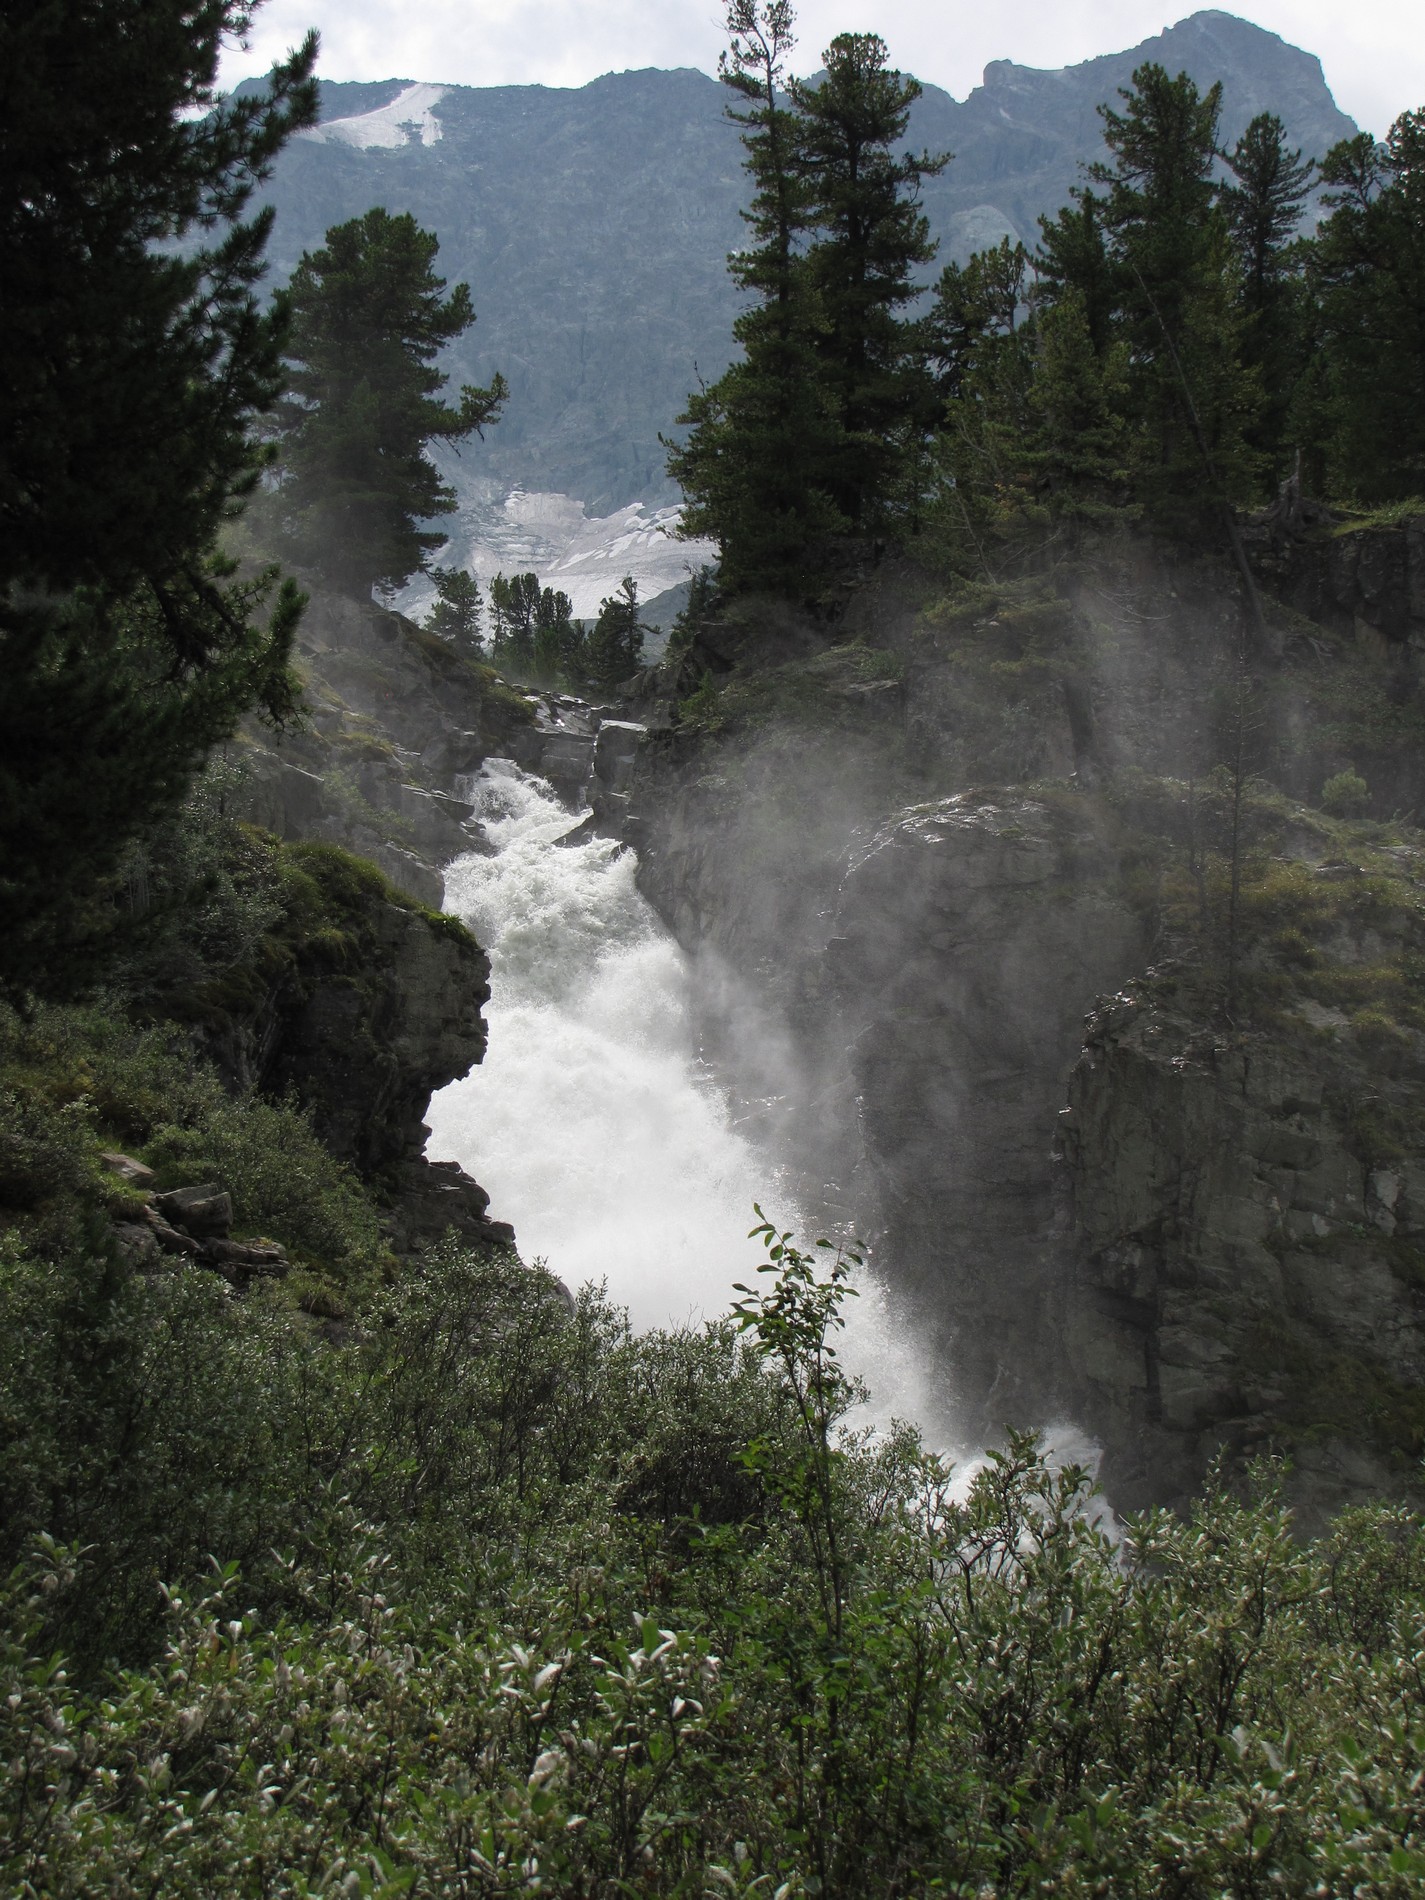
xmin=223 ymin=2 xmax=1423 ymax=139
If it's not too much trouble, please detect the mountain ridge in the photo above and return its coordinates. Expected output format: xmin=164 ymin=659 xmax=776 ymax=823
xmin=240 ymin=10 xmax=1357 ymax=516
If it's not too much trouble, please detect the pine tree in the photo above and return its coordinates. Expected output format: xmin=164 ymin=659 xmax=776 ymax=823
xmin=1101 ymin=66 xmax=1260 ymax=519
xmin=1024 ymin=293 xmax=1133 ymax=515
xmin=1222 ymin=113 xmax=1314 ymax=478
xmin=532 ymin=587 xmax=578 ymax=685
xmin=1038 ymin=63 xmax=1261 ymax=529
xmin=1037 ymin=197 xmax=1117 ymax=355
xmin=666 ymin=3 xmax=847 ymax=592
xmin=0 ymin=0 xmax=316 ymax=996
xmin=488 ymin=572 xmax=540 ymax=674
xmin=426 ymin=567 xmax=484 ymax=656
xmin=926 ymin=240 xmax=1039 ymax=566
xmin=1309 ymin=111 xmax=1425 ymax=500
xmin=585 ymin=578 xmax=647 ymax=690
xmin=669 ymin=13 xmax=948 ymax=588
xmin=1223 ymin=114 xmax=1315 ymax=314
xmin=791 ymin=33 xmax=948 ymax=529
xmin=274 ymin=210 xmax=507 ymax=596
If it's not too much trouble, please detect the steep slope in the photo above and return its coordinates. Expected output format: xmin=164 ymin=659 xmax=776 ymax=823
xmin=621 ymin=515 xmax=1425 ymax=1517
xmin=239 ymin=12 xmax=1355 ymax=515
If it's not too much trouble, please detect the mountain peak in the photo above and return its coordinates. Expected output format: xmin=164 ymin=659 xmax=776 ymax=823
xmin=253 ymin=11 xmax=1355 ymax=515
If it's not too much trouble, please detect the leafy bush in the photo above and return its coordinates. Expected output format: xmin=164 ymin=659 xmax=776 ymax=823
xmin=1322 ymin=768 xmax=1370 ymax=817
xmin=144 ymin=1093 xmax=383 ymax=1265
xmin=2 ymin=1223 xmax=1424 ymax=1895
xmin=0 ymin=1002 xmax=384 ymax=1273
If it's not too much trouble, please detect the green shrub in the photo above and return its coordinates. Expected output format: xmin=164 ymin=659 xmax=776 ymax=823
xmin=3 ymin=1228 xmax=1425 ymax=1896
xmin=145 ymin=1094 xmax=383 ymax=1265
xmin=1322 ymin=767 xmax=1370 ymax=816
xmin=0 ymin=1002 xmax=384 ymax=1273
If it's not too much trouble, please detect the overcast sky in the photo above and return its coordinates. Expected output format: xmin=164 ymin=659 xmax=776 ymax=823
xmin=220 ymin=3 xmax=1422 ymax=141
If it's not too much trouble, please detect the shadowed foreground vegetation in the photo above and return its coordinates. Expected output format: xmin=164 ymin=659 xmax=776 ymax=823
xmin=3 ymin=1211 xmax=1425 ymax=1896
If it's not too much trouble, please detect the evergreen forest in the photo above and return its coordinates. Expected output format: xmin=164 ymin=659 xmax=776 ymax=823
xmin=4 ymin=3 xmax=1425 ymax=1895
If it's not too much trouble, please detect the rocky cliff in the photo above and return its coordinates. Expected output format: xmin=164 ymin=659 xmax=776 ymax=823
xmin=1065 ymin=959 xmax=1425 ymax=1529
xmin=623 ymin=516 xmax=1425 ymax=1516
xmin=232 ymin=587 xmax=535 ymax=908
xmin=210 ymin=587 xmax=555 ymax=1255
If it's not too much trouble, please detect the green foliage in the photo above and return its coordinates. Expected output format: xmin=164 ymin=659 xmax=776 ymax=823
xmin=2 ymin=1224 xmax=1425 ymax=1893
xmin=487 ymin=572 xmax=584 ymax=686
xmin=666 ymin=563 xmax=721 ymax=662
xmin=667 ymin=6 xmax=847 ymax=594
xmin=791 ymin=33 xmax=947 ymax=529
xmin=272 ymin=209 xmax=507 ymax=595
xmin=0 ymin=1000 xmax=384 ymax=1279
xmin=532 ymin=584 xmax=581 ymax=686
xmin=0 ymin=1 xmax=314 ymax=998
xmin=678 ymin=638 xmax=903 ymax=740
xmin=1321 ymin=768 xmax=1370 ymax=816
xmin=425 ymin=565 xmax=485 ymax=656
xmin=584 ymin=575 xmax=649 ymax=689
xmin=1039 ymin=63 xmax=1261 ymax=529
xmin=488 ymin=570 xmax=540 ymax=673
xmin=0 ymin=2 xmax=316 ymax=597
xmin=102 ymin=758 xmax=288 ymax=1006
xmin=1306 ymin=110 xmax=1425 ymax=500
xmin=668 ymin=13 xmax=945 ymax=592
xmin=1222 ymin=113 xmax=1315 ymax=470
xmin=0 ymin=568 xmax=304 ymax=1001
xmin=924 ymin=66 xmax=1320 ymax=576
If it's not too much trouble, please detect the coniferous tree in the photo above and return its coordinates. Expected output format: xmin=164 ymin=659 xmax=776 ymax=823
xmin=791 ymin=33 xmax=948 ymax=529
xmin=426 ymin=567 xmax=484 ymax=656
xmin=926 ymin=240 xmax=1039 ymax=567
xmin=928 ymin=240 xmax=1030 ymax=405
xmin=667 ymin=3 xmax=848 ymax=591
xmin=1222 ymin=113 xmax=1314 ymax=477
xmin=1223 ymin=114 xmax=1315 ymax=315
xmin=1097 ymin=65 xmax=1259 ymax=520
xmin=488 ymin=572 xmax=541 ymax=674
xmin=1308 ymin=111 xmax=1425 ymax=499
xmin=585 ymin=578 xmax=647 ymax=689
xmin=0 ymin=0 xmax=316 ymax=995
xmin=1023 ymin=293 xmax=1133 ymax=515
xmin=532 ymin=586 xmax=578 ymax=685
xmin=273 ymin=210 xmax=507 ymax=596
xmin=1038 ymin=64 xmax=1260 ymax=529
xmin=670 ymin=13 xmax=948 ymax=588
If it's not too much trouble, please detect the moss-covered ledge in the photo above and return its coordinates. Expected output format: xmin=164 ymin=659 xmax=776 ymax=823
xmin=167 ymin=836 xmax=490 ymax=1181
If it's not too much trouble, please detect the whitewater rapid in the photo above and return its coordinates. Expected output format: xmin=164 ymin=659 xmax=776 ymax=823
xmin=425 ymin=760 xmax=959 ymax=1439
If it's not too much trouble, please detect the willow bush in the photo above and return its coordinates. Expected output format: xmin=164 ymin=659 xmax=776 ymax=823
xmin=2 ymin=1229 xmax=1424 ymax=1896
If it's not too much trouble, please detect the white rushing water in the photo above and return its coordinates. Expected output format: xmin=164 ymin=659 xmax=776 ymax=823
xmin=425 ymin=759 xmax=960 ymax=1441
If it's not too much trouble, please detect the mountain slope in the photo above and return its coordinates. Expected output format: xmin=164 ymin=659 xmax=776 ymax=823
xmin=243 ymin=10 xmax=1356 ymax=515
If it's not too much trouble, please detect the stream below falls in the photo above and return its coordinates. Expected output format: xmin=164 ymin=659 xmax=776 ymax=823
xmin=424 ymin=759 xmax=961 ymax=1443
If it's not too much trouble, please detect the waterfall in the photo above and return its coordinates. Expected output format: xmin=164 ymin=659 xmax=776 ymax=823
xmin=425 ymin=759 xmax=959 ymax=1440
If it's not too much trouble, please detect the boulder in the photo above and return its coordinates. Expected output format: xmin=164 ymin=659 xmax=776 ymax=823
xmin=203 ymin=1237 xmax=290 ymax=1277
xmin=102 ymin=1152 xmax=156 ymax=1189
xmin=155 ymin=1184 xmax=233 ymax=1238
xmin=111 ymin=1221 xmax=160 ymax=1267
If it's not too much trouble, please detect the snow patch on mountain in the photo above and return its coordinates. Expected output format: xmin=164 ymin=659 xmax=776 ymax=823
xmin=393 ymin=455 xmax=716 ymax=626
xmin=301 ymin=83 xmax=447 ymax=150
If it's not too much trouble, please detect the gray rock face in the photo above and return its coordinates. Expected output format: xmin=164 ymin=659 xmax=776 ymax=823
xmin=265 ymin=897 xmax=491 ymax=1180
xmin=624 ymin=524 xmax=1425 ymax=1513
xmin=1062 ymin=985 xmax=1425 ymax=1523
xmin=242 ymin=12 xmax=1354 ymax=514
xmin=234 ymin=588 xmax=532 ymax=905
xmin=1249 ymin=498 xmax=1425 ymax=653
xmin=830 ymin=797 xmax=1148 ymax=1427
xmin=154 ymin=1184 xmax=233 ymax=1238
